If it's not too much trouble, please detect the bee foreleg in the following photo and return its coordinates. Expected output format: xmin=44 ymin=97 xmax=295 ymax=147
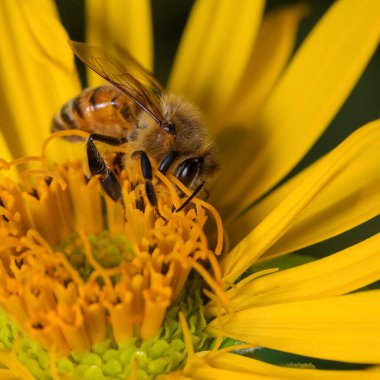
xmin=136 ymin=150 xmax=167 ymax=223
xmin=86 ymin=133 xmax=127 ymax=202
xmin=88 ymin=133 xmax=128 ymax=146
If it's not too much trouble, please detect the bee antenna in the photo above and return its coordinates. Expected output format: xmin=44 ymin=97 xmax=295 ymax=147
xmin=175 ymin=181 xmax=205 ymax=213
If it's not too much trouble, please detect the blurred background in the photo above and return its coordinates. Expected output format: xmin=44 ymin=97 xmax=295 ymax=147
xmin=55 ymin=0 xmax=379 ymax=256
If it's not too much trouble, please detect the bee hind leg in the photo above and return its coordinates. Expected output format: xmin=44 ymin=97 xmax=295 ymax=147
xmin=86 ymin=133 xmax=128 ymax=202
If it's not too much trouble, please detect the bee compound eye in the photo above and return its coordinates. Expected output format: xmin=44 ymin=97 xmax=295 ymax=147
xmin=175 ymin=158 xmax=202 ymax=187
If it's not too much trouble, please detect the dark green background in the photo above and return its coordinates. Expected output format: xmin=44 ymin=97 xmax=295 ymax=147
xmin=56 ymin=0 xmax=380 ymax=257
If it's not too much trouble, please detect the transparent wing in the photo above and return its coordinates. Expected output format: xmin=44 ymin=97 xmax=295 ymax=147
xmin=69 ymin=40 xmax=165 ymax=125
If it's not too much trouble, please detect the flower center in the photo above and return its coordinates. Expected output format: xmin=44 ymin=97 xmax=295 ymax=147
xmin=0 ymin=153 xmax=224 ymax=379
xmin=56 ymin=231 xmax=135 ymax=282
xmin=0 ymin=274 xmax=212 ymax=380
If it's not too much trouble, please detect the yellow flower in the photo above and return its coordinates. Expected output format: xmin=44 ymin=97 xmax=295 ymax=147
xmin=0 ymin=0 xmax=380 ymax=379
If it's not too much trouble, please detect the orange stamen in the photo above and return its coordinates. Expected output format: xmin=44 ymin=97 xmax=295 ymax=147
xmin=0 ymin=156 xmax=46 ymax=171
xmin=79 ymin=230 xmax=113 ymax=288
xmin=168 ymin=175 xmax=223 ymax=255
xmin=0 ymin=158 xmax=11 ymax=170
xmin=155 ymin=171 xmax=181 ymax=208
xmin=209 ymin=343 xmax=257 ymax=357
xmin=42 ymin=130 xmax=89 ymax=159
xmin=20 ymin=169 xmax=67 ymax=190
xmin=189 ymin=258 xmax=229 ymax=306
xmin=234 ymin=267 xmax=279 ymax=289
xmin=179 ymin=311 xmax=194 ymax=370
xmin=207 ymin=250 xmax=222 ymax=284
xmin=129 ymin=358 xmax=139 ymax=380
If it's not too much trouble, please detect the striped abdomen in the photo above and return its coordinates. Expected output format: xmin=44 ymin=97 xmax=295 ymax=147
xmin=51 ymin=85 xmax=139 ymax=139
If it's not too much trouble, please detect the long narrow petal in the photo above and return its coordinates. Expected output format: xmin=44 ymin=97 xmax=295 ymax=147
xmin=0 ymin=131 xmax=16 ymax=180
xmin=208 ymin=290 xmax=380 ymax=363
xmin=0 ymin=132 xmax=13 ymax=163
xmin=0 ymin=0 xmax=81 ymax=158
xmin=168 ymin=0 xmax=264 ymax=123
xmin=85 ymin=0 xmax=153 ymax=87
xmin=218 ymin=233 xmax=380 ymax=314
xmin=221 ymin=3 xmax=308 ymax=130
xmin=267 ymin=182 xmax=379 ymax=258
xmin=228 ymin=117 xmax=380 ymax=249
xmin=0 ymin=367 xmax=25 ymax=380
xmin=213 ymin=4 xmax=307 ymax=178
xmin=180 ymin=353 xmax=380 ymax=380
xmin=221 ymin=120 xmax=380 ymax=283
xmin=213 ymin=0 xmax=380 ymax=213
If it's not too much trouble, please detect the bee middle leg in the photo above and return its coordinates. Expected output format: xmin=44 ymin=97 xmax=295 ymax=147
xmin=135 ymin=150 xmax=167 ymax=222
xmin=87 ymin=133 xmax=128 ymax=202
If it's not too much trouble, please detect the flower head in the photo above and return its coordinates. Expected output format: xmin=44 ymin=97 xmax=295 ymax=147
xmin=0 ymin=153 xmax=225 ymax=378
xmin=0 ymin=1 xmax=380 ymax=379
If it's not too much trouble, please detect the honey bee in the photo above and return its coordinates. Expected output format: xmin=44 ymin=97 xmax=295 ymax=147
xmin=52 ymin=41 xmax=218 ymax=214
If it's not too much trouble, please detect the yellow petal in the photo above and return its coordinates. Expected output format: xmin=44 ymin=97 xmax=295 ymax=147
xmin=0 ymin=133 xmax=13 ymax=163
xmin=209 ymin=290 xmax=380 ymax=364
xmin=168 ymin=0 xmax=264 ymax=122
xmin=222 ymin=3 xmax=308 ymax=130
xmin=0 ymin=0 xmax=81 ymax=158
xmin=183 ymin=367 xmax=279 ymax=380
xmin=228 ymin=118 xmax=380 ymax=250
xmin=213 ymin=0 xmax=380 ymax=213
xmin=0 ymin=368 xmax=22 ymax=380
xmin=85 ymin=0 xmax=153 ymax=87
xmin=267 ymin=182 xmax=380 ymax=259
xmin=0 ymin=133 xmax=17 ymax=181
xmin=212 ymin=3 xmax=307 ymax=179
xmin=221 ymin=120 xmax=380 ymax=283
xmin=219 ymin=233 xmax=380 ymax=313
xmin=187 ymin=353 xmax=380 ymax=380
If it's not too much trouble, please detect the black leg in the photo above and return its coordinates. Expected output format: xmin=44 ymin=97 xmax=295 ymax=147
xmin=137 ymin=151 xmax=167 ymax=222
xmin=88 ymin=133 xmax=128 ymax=146
xmin=86 ymin=133 xmax=127 ymax=202
xmin=158 ymin=151 xmax=178 ymax=173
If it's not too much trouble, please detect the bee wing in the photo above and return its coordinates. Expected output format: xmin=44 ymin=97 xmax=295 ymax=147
xmin=69 ymin=40 xmax=165 ymax=126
